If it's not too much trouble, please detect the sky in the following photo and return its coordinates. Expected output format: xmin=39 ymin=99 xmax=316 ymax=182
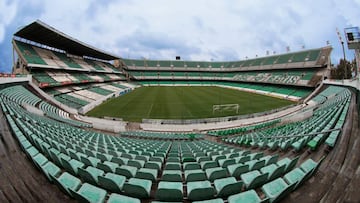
xmin=1 ymin=0 xmax=360 ymax=73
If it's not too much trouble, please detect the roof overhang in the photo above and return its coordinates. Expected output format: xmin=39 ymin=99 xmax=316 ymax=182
xmin=14 ymin=20 xmax=119 ymax=61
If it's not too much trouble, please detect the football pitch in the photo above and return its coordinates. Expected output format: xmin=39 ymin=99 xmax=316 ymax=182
xmin=86 ymin=86 xmax=295 ymax=122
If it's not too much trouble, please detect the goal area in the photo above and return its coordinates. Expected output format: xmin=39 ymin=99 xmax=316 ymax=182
xmin=212 ymin=104 xmax=239 ymax=114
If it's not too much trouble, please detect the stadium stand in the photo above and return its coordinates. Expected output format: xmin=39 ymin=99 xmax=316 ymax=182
xmin=0 ymin=20 xmax=358 ymax=203
xmin=14 ymin=40 xmax=120 ymax=73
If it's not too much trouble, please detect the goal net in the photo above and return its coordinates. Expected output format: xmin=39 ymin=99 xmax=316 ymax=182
xmin=212 ymin=104 xmax=239 ymax=114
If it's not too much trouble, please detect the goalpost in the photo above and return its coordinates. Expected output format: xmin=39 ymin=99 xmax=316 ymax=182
xmin=212 ymin=104 xmax=239 ymax=114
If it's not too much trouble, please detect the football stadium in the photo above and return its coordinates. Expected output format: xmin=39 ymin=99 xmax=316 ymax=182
xmin=0 ymin=18 xmax=359 ymax=203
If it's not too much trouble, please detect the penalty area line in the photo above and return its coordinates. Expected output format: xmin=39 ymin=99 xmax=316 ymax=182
xmin=147 ymin=103 xmax=154 ymax=117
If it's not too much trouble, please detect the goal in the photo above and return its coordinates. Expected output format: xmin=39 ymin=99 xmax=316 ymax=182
xmin=212 ymin=104 xmax=239 ymax=114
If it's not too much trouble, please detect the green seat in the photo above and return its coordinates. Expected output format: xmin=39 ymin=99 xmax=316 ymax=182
xmin=276 ymin=156 xmax=299 ymax=173
xmin=115 ymin=165 xmax=138 ymax=178
xmin=144 ymin=161 xmax=162 ymax=171
xmin=283 ymin=168 xmax=306 ymax=189
xmin=135 ymin=168 xmax=158 ymax=182
xmin=40 ymin=161 xmax=61 ymax=181
xmin=107 ymin=193 xmax=141 ymax=203
xmin=97 ymin=161 xmax=119 ymax=173
xmin=205 ymin=167 xmax=228 ymax=182
xmin=260 ymin=155 xmax=279 ymax=166
xmin=187 ymin=180 xmax=216 ymax=201
xmin=182 ymin=156 xmax=196 ymax=163
xmin=96 ymin=152 xmax=113 ymax=161
xmin=155 ymin=181 xmax=183 ymax=202
xmin=228 ymin=190 xmax=264 ymax=203
xmin=69 ymin=150 xmax=86 ymax=161
xmin=123 ymin=178 xmax=152 ymax=198
xmin=291 ymin=137 xmax=307 ymax=152
xmin=128 ymin=159 xmax=145 ymax=169
xmin=261 ymin=178 xmax=296 ymax=203
xmin=212 ymin=155 xmax=226 ymax=162
xmin=111 ymin=156 xmax=129 ymax=165
xmin=227 ymin=163 xmax=249 ymax=177
xmin=300 ymin=158 xmax=318 ymax=173
xmin=49 ymin=149 xmax=66 ymax=166
xmin=165 ymin=163 xmax=181 ymax=170
xmin=201 ymin=161 xmax=218 ymax=170
xmin=52 ymin=172 xmax=81 ymax=197
xmin=21 ymin=140 xmax=32 ymax=152
xmin=25 ymin=146 xmax=39 ymax=158
xmin=98 ymin=173 xmax=126 ymax=193
xmin=218 ymin=158 xmax=236 ymax=168
xmin=149 ymin=156 xmax=164 ymax=163
xmin=260 ymin=164 xmax=286 ymax=181
xmin=81 ymin=156 xmax=101 ymax=167
xmin=235 ymin=155 xmax=251 ymax=164
xmin=84 ymin=149 xmax=96 ymax=157
xmin=226 ymin=153 xmax=240 ymax=159
xmin=61 ymin=158 xmax=85 ymax=175
xmin=197 ymin=156 xmax=211 ymax=163
xmin=267 ymin=140 xmax=279 ymax=150
xmin=241 ymin=170 xmax=268 ymax=190
xmin=214 ymin=177 xmax=243 ymax=198
xmin=32 ymin=153 xmax=48 ymax=169
xmin=280 ymin=140 xmax=292 ymax=150
xmin=193 ymin=198 xmax=225 ymax=203
xmin=78 ymin=166 xmax=105 ymax=185
xmin=291 ymin=157 xmax=324 ymax=189
xmin=184 ymin=162 xmax=201 ymax=170
xmin=325 ymin=130 xmax=340 ymax=147
xmin=307 ymin=134 xmax=323 ymax=150
xmin=71 ymin=183 xmax=107 ymax=203
xmin=249 ymin=152 xmax=263 ymax=160
xmin=168 ymin=153 xmax=179 ymax=158
xmin=167 ymin=157 xmax=180 ymax=163
xmin=185 ymin=169 xmax=207 ymax=182
xmin=246 ymin=159 xmax=265 ymax=171
xmin=161 ymin=170 xmax=183 ymax=182
xmin=119 ymin=153 xmax=133 ymax=160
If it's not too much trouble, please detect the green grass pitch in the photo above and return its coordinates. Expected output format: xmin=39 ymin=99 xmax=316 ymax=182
xmin=86 ymin=86 xmax=295 ymax=122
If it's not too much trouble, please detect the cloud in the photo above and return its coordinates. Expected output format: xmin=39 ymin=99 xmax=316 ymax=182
xmin=0 ymin=0 xmax=17 ymax=43
xmin=1 ymin=0 xmax=360 ymax=72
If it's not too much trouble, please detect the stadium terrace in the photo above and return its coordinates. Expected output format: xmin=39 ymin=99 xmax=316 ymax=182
xmin=0 ymin=20 xmax=359 ymax=203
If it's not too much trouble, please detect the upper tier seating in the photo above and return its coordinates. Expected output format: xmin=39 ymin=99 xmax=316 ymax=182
xmin=32 ymin=70 xmax=125 ymax=88
xmin=122 ymin=47 xmax=324 ymax=70
xmin=128 ymin=69 xmax=317 ymax=86
xmin=14 ymin=40 xmax=120 ymax=73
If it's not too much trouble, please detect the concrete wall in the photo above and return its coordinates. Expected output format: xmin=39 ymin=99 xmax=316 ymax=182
xmin=75 ymin=115 xmax=127 ymax=132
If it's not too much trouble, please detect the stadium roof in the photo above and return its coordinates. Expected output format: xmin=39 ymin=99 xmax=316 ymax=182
xmin=13 ymin=20 xmax=119 ymax=61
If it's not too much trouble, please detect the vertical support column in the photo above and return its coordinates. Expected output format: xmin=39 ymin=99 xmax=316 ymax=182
xmin=12 ymin=41 xmax=15 ymax=73
xmin=356 ymin=49 xmax=360 ymax=81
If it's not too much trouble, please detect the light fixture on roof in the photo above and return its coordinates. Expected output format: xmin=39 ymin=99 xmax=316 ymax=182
xmin=286 ymin=46 xmax=290 ymax=52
